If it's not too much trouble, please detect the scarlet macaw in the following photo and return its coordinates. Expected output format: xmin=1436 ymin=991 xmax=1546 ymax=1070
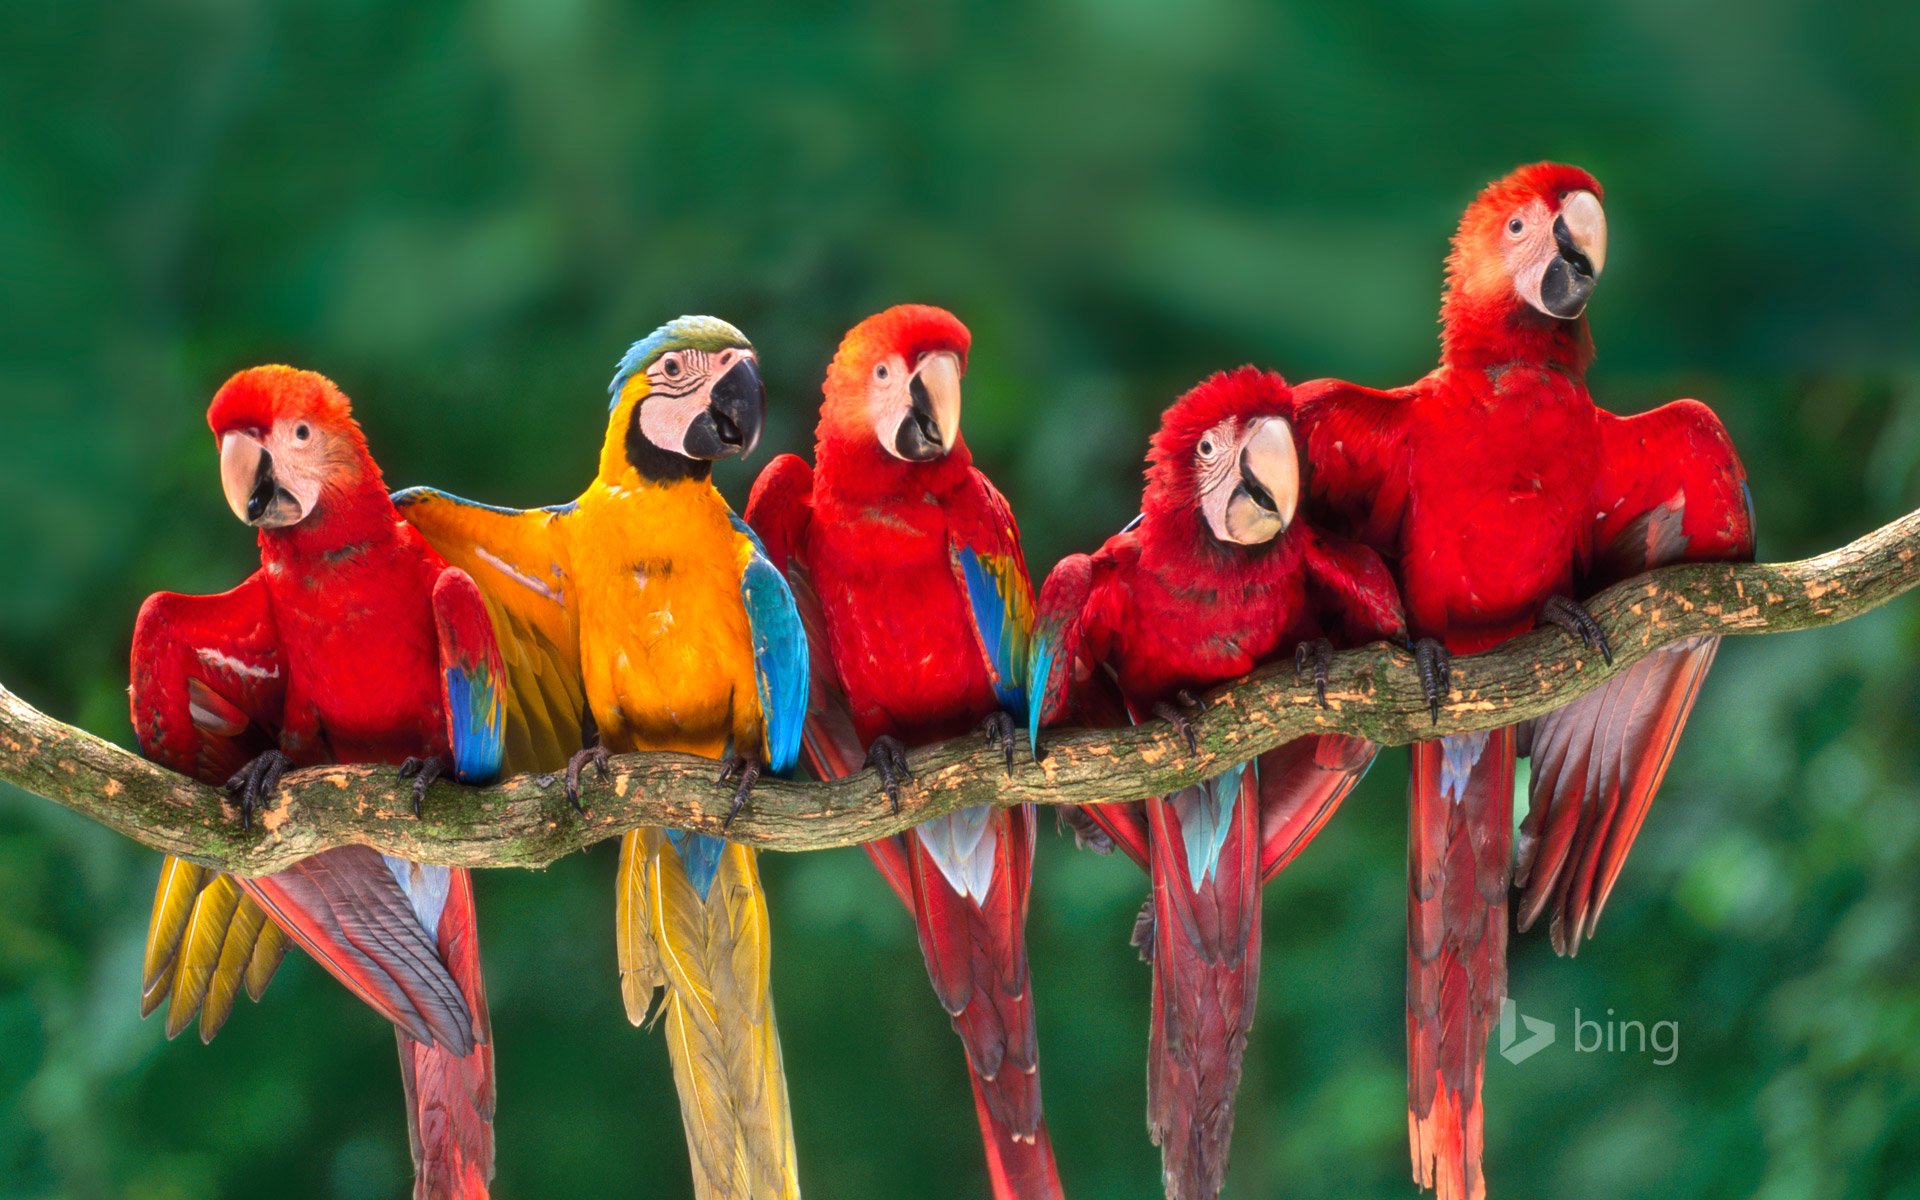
xmin=745 ymin=305 xmax=1064 ymax=1199
xmin=1027 ymin=367 xmax=1405 ymax=1200
xmin=395 ymin=316 xmax=808 ymax=1200
xmin=132 ymin=366 xmax=505 ymax=1199
xmin=1295 ymin=163 xmax=1756 ymax=1200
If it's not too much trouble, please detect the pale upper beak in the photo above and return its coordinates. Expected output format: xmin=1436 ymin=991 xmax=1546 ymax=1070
xmin=892 ymin=351 xmax=963 ymax=461
xmin=1538 ymin=190 xmax=1608 ymax=319
xmin=1210 ymin=417 xmax=1301 ymax=546
xmin=219 ymin=431 xmax=310 ymax=528
xmin=1559 ymin=190 xmax=1607 ymax=276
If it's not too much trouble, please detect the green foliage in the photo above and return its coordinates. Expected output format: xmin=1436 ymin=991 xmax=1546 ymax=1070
xmin=1 ymin=0 xmax=1918 ymax=1196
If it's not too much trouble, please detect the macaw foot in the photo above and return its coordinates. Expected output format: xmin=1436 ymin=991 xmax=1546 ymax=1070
xmin=980 ymin=710 xmax=1019 ymax=777
xmin=1412 ymin=638 xmax=1452 ymax=725
xmin=397 ymin=755 xmax=451 ymax=818
xmin=1129 ymin=896 xmax=1156 ymax=963
xmin=1057 ymin=806 xmax=1115 ymax=854
xmin=864 ymin=736 xmax=913 ymax=815
xmin=717 ymin=754 xmax=764 ymax=831
xmin=1295 ymin=637 xmax=1336 ymax=708
xmin=224 ymin=749 xmax=293 ymax=833
xmin=1151 ymin=689 xmax=1205 ymax=755
xmin=1540 ymin=594 xmax=1614 ymax=666
xmin=564 ymin=745 xmax=609 ymax=814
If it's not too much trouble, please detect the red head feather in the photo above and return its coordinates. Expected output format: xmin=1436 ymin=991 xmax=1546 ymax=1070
xmin=1143 ymin=366 xmax=1295 ymax=517
xmin=208 ymin=365 xmax=362 ymax=444
xmin=205 ymin=365 xmax=388 ymax=547
xmin=1441 ymin=161 xmax=1604 ymax=372
xmin=815 ymin=304 xmax=974 ymax=492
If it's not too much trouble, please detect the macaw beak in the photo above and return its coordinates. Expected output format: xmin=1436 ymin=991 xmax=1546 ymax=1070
xmin=219 ymin=431 xmax=309 ymax=528
xmin=1541 ymin=190 xmax=1607 ymax=319
xmin=892 ymin=351 xmax=963 ymax=462
xmin=1211 ymin=417 xmax=1300 ymax=546
xmin=682 ymin=355 xmax=766 ymax=461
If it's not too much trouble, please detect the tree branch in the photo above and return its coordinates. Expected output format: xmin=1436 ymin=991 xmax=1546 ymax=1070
xmin=3 ymin=509 xmax=1916 ymax=874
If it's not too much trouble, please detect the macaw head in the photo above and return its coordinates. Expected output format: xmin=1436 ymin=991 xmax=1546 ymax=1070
xmin=1144 ymin=367 xmax=1300 ymax=549
xmin=820 ymin=304 xmax=970 ymax=465
xmin=206 ymin=365 xmax=379 ymax=531
xmin=604 ymin=316 xmax=765 ymax=484
xmin=1447 ymin=162 xmax=1607 ymax=324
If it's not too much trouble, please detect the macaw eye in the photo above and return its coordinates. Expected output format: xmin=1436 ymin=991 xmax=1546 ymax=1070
xmin=662 ymin=357 xmax=681 ymax=378
xmin=1507 ymin=217 xmax=1525 ymax=236
xmin=1198 ymin=438 xmax=1216 ymax=458
xmin=874 ymin=363 xmax=889 ymax=381
xmin=294 ymin=423 xmax=311 ymax=442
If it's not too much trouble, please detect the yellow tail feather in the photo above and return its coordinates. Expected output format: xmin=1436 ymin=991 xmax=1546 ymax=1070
xmin=244 ymin=920 xmax=288 ymax=1002
xmin=141 ymin=856 xmax=207 ymax=1014
xmin=198 ymin=894 xmax=270 ymax=1043
xmin=164 ymin=874 xmax=240 ymax=1040
xmin=625 ymin=830 xmax=800 ymax=1200
xmin=617 ymin=830 xmax=668 ymax=1025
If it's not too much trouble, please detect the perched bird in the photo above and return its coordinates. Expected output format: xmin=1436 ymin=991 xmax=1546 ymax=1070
xmin=1295 ymin=162 xmax=1756 ymax=1200
xmin=396 ymin=316 xmax=808 ymax=1200
xmin=746 ymin=304 xmax=1063 ymax=1200
xmin=1027 ymin=367 xmax=1405 ymax=1200
xmin=132 ymin=366 xmax=504 ymax=1200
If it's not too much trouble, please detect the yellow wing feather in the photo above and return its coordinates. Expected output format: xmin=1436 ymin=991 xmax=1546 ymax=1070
xmin=617 ymin=829 xmax=668 ymax=1025
xmin=394 ymin=488 xmax=586 ymax=773
xmin=645 ymin=837 xmax=799 ymax=1200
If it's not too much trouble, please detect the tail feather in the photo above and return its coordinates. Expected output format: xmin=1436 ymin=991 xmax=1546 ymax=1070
xmin=1144 ymin=783 xmax=1262 ymax=1200
xmin=904 ymin=805 xmax=1063 ymax=1200
xmin=1407 ymin=729 xmax=1513 ymax=1200
xmin=632 ymin=828 xmax=800 ymax=1200
xmin=397 ymin=867 xmax=494 ymax=1200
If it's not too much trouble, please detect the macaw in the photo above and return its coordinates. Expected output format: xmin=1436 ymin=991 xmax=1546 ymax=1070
xmin=394 ymin=316 xmax=808 ymax=1200
xmin=743 ymin=304 xmax=1060 ymax=1199
xmin=1026 ymin=367 xmax=1405 ymax=1200
xmin=1294 ymin=162 xmax=1756 ymax=1200
xmin=131 ymin=366 xmax=505 ymax=1200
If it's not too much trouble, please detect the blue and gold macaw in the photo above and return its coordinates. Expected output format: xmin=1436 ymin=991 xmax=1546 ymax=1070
xmin=395 ymin=316 xmax=808 ymax=1200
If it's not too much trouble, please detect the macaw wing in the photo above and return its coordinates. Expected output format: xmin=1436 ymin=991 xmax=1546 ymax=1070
xmin=743 ymin=454 xmax=865 ymax=783
xmin=1516 ymin=399 xmax=1757 ymax=952
xmin=1293 ymin=376 xmax=1415 ymax=554
xmin=1301 ymin=526 xmax=1409 ymax=645
xmin=394 ymin=487 xmax=584 ymax=774
xmin=430 ymin=567 xmax=507 ymax=786
xmin=729 ymin=513 xmax=809 ymax=777
xmin=129 ymin=578 xmax=291 ymax=1031
xmin=1030 ymin=537 xmax=1147 ymax=867
xmin=1255 ymin=734 xmax=1376 ymax=883
xmin=947 ymin=468 xmax=1036 ymax=721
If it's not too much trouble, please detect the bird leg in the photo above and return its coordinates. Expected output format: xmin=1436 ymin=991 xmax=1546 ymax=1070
xmin=717 ymin=753 xmax=765 ymax=831
xmin=1151 ymin=689 xmax=1205 ymax=755
xmin=1412 ymin=638 xmax=1452 ymax=725
xmin=1057 ymin=806 xmax=1115 ymax=854
xmin=397 ymin=755 xmax=450 ymax=819
xmin=1294 ymin=637 xmax=1335 ymax=708
xmin=563 ymin=745 xmax=609 ymax=814
xmin=980 ymin=710 xmax=1019 ymax=777
xmin=224 ymin=749 xmax=293 ymax=833
xmin=1539 ymin=594 xmax=1614 ymax=666
xmin=864 ymin=735 xmax=914 ymax=815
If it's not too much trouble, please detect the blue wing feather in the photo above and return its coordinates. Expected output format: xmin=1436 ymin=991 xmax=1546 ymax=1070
xmin=443 ymin=662 xmax=506 ymax=785
xmin=954 ymin=544 xmax=1033 ymax=721
xmin=730 ymin=513 xmax=809 ymax=778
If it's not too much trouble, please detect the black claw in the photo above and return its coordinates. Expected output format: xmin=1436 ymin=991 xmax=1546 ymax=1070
xmin=980 ymin=711 xmax=1018 ymax=778
xmin=397 ymin=755 xmax=449 ymax=819
xmin=864 ymin=736 xmax=913 ymax=815
xmin=1541 ymin=595 xmax=1614 ymax=666
xmin=1413 ymin=638 xmax=1453 ymax=726
xmin=224 ymin=750 xmax=292 ymax=833
xmin=564 ymin=745 xmax=609 ymax=815
xmin=717 ymin=754 xmax=763 ymax=831
xmin=1152 ymin=693 xmax=1204 ymax=756
xmin=1295 ymin=637 xmax=1335 ymax=708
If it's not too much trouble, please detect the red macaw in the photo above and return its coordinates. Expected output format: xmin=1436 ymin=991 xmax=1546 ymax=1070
xmin=746 ymin=305 xmax=1063 ymax=1200
xmin=1026 ymin=367 xmax=1405 ymax=1200
xmin=131 ymin=366 xmax=505 ymax=1200
xmin=1295 ymin=162 xmax=1756 ymax=1200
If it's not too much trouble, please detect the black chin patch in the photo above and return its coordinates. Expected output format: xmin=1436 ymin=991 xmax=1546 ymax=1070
xmin=625 ymin=405 xmax=710 ymax=483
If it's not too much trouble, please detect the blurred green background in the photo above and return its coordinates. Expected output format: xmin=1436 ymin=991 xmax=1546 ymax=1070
xmin=3 ymin=0 xmax=1918 ymax=1197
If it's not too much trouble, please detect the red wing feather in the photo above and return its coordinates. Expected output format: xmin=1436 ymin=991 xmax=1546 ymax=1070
xmin=1256 ymin=733 xmax=1376 ymax=883
xmin=1294 ymin=376 xmax=1417 ymax=555
xmin=130 ymin=577 xmax=285 ymax=782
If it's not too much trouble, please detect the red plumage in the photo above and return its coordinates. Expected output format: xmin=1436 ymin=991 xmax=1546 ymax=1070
xmin=131 ymin=366 xmax=495 ymax=1199
xmin=1296 ymin=163 xmax=1755 ymax=1200
xmin=1031 ymin=367 xmax=1406 ymax=1199
xmin=747 ymin=305 xmax=1063 ymax=1200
